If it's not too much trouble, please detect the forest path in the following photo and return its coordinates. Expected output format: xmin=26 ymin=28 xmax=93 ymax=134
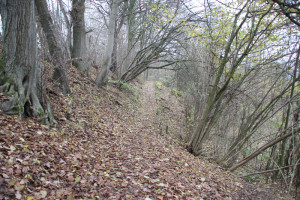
xmin=127 ymin=80 xmax=287 ymax=200
xmin=137 ymin=80 xmax=188 ymax=139
xmin=0 ymin=71 xmax=289 ymax=199
xmin=135 ymin=81 xmax=159 ymax=131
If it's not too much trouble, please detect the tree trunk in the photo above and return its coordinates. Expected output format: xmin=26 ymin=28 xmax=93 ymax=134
xmin=0 ymin=0 xmax=48 ymax=121
xmin=111 ymin=25 xmax=118 ymax=74
xmin=58 ymin=0 xmax=72 ymax=58
xmin=111 ymin=1 xmax=126 ymax=78
xmin=96 ymin=0 xmax=121 ymax=87
xmin=275 ymin=45 xmax=300 ymax=178
xmin=71 ymin=0 xmax=89 ymax=75
xmin=187 ymin=4 xmax=274 ymax=156
xmin=122 ymin=0 xmax=137 ymax=75
xmin=34 ymin=0 xmax=70 ymax=94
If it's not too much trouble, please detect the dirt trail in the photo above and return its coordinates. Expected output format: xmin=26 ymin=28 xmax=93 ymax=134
xmin=126 ymin=80 xmax=289 ymax=200
xmin=141 ymin=81 xmax=156 ymax=109
xmin=135 ymin=81 xmax=159 ymax=130
xmin=0 ymin=73 xmax=291 ymax=199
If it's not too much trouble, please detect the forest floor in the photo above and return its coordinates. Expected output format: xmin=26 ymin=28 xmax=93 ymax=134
xmin=0 ymin=66 xmax=294 ymax=199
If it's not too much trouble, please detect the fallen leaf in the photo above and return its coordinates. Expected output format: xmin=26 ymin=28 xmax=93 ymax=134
xmin=15 ymin=193 xmax=22 ymax=199
xmin=40 ymin=191 xmax=47 ymax=198
xmin=2 ymin=173 xmax=9 ymax=179
xmin=157 ymin=183 xmax=165 ymax=187
xmin=75 ymin=176 xmax=81 ymax=183
xmin=121 ymin=181 xmax=128 ymax=187
xmin=67 ymin=175 xmax=74 ymax=182
xmin=37 ymin=130 xmax=43 ymax=135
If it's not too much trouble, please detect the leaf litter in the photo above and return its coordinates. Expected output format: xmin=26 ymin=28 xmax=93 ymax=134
xmin=0 ymin=66 xmax=289 ymax=199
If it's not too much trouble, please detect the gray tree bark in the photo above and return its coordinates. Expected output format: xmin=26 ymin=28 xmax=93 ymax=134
xmin=58 ymin=0 xmax=72 ymax=57
xmin=71 ymin=0 xmax=89 ymax=75
xmin=122 ymin=0 xmax=137 ymax=75
xmin=34 ymin=0 xmax=70 ymax=94
xmin=96 ymin=0 xmax=122 ymax=87
xmin=111 ymin=2 xmax=126 ymax=76
xmin=0 ymin=0 xmax=47 ymax=120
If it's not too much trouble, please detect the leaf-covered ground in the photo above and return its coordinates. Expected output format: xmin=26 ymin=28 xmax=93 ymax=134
xmin=0 ymin=67 xmax=291 ymax=199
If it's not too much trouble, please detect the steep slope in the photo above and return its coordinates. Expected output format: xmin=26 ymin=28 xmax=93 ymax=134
xmin=0 ymin=66 xmax=290 ymax=199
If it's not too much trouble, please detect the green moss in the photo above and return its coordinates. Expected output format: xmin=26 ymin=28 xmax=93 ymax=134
xmin=18 ymin=102 xmax=24 ymax=113
xmin=10 ymin=105 xmax=22 ymax=115
xmin=120 ymin=82 xmax=134 ymax=91
xmin=0 ymin=55 xmax=4 ymax=72
xmin=38 ymin=108 xmax=46 ymax=117
xmin=0 ymin=54 xmax=6 ymax=84
xmin=0 ymin=54 xmax=16 ymax=93
xmin=187 ymin=108 xmax=194 ymax=125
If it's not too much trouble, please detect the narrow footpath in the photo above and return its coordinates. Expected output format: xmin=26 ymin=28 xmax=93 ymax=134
xmin=0 ymin=75 xmax=289 ymax=199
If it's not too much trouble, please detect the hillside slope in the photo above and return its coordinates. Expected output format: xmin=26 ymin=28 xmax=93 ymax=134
xmin=0 ymin=67 xmax=289 ymax=199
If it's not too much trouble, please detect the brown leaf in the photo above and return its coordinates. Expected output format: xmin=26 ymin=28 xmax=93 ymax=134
xmin=67 ymin=175 xmax=74 ymax=182
xmin=15 ymin=192 xmax=22 ymax=199
xmin=157 ymin=196 xmax=164 ymax=200
xmin=40 ymin=190 xmax=47 ymax=198
xmin=121 ymin=181 xmax=128 ymax=187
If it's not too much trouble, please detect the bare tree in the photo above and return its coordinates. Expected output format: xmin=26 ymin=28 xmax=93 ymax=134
xmin=271 ymin=0 xmax=300 ymax=27
xmin=120 ymin=0 xmax=193 ymax=82
xmin=187 ymin=1 xmax=276 ymax=156
xmin=96 ymin=0 xmax=123 ymax=86
xmin=34 ymin=0 xmax=70 ymax=94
